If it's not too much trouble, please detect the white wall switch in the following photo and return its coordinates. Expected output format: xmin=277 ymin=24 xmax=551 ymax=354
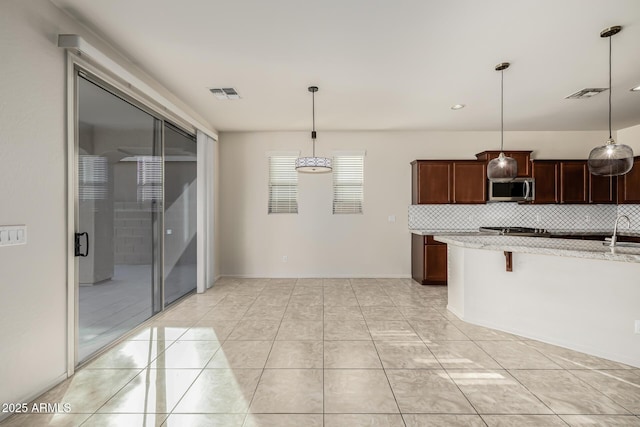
xmin=0 ymin=225 xmax=27 ymax=247
xmin=635 ymin=320 xmax=640 ymax=334
xmin=388 ymin=215 xmax=396 ymax=223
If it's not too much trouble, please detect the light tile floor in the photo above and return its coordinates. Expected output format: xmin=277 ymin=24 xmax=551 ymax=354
xmin=2 ymin=278 xmax=640 ymax=427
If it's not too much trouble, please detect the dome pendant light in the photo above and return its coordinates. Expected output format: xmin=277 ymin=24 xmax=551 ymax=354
xmin=587 ymin=26 xmax=634 ymax=176
xmin=487 ymin=62 xmax=518 ymax=182
xmin=295 ymin=86 xmax=332 ymax=173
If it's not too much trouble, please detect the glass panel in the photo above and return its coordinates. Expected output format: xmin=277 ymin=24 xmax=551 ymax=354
xmin=77 ymin=75 xmax=162 ymax=363
xmin=163 ymin=123 xmax=197 ymax=305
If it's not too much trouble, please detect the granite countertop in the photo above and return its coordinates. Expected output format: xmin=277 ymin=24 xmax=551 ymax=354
xmin=410 ymin=229 xmax=640 ymax=237
xmin=434 ymin=234 xmax=640 ymax=264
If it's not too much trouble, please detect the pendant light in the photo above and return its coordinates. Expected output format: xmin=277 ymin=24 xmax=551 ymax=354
xmin=587 ymin=26 xmax=634 ymax=176
xmin=487 ymin=62 xmax=518 ymax=182
xmin=295 ymin=86 xmax=332 ymax=173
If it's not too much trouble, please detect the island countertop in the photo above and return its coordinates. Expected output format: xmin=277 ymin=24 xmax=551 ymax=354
xmin=434 ymin=234 xmax=640 ymax=264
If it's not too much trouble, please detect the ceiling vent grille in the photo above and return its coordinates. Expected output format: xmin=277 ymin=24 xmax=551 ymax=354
xmin=209 ymin=87 xmax=241 ymax=100
xmin=565 ymin=88 xmax=607 ymax=99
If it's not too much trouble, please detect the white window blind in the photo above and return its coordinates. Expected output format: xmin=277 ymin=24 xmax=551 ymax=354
xmin=268 ymin=156 xmax=298 ymax=214
xmin=333 ymin=155 xmax=364 ymax=214
xmin=137 ymin=156 xmax=163 ymax=202
xmin=78 ymin=155 xmax=108 ymax=200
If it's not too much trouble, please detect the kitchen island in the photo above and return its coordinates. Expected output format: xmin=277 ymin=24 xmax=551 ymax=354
xmin=435 ymin=234 xmax=640 ymax=368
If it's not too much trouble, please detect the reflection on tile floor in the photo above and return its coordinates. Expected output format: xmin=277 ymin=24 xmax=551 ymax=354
xmin=2 ymin=278 xmax=640 ymax=427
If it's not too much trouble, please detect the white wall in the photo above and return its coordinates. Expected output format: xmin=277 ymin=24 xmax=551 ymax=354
xmin=0 ymin=0 xmax=216 ymax=413
xmin=219 ymin=130 xmax=609 ymax=277
xmin=618 ymin=123 xmax=640 ymax=151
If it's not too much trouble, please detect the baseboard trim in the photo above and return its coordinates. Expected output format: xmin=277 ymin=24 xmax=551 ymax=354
xmin=217 ymin=274 xmax=412 ymax=279
xmin=0 ymin=372 xmax=69 ymax=422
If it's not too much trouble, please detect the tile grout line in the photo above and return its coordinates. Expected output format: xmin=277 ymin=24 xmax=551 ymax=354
xmin=361 ymin=279 xmax=406 ymax=425
xmin=242 ymin=279 xmax=294 ymax=422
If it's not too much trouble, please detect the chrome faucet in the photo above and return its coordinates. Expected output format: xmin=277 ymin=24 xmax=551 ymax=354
xmin=610 ymin=215 xmax=631 ymax=247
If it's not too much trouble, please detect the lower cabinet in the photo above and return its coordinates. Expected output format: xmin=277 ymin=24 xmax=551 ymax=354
xmin=411 ymin=234 xmax=447 ymax=285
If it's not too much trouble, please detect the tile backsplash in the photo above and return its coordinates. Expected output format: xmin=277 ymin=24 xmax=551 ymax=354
xmin=408 ymin=203 xmax=640 ymax=232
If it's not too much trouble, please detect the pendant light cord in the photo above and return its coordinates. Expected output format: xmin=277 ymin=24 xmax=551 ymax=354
xmin=312 ymin=90 xmax=316 ymax=157
xmin=608 ymin=35 xmax=612 ymax=139
xmin=500 ymin=68 xmax=504 ymax=152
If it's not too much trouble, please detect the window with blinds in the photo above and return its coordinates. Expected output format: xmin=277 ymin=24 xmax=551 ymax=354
xmin=333 ymin=155 xmax=364 ymax=214
xmin=268 ymin=156 xmax=298 ymax=214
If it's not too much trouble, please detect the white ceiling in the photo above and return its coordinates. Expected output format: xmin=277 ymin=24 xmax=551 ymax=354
xmin=52 ymin=0 xmax=640 ymax=132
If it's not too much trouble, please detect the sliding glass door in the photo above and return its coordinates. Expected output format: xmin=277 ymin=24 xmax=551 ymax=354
xmin=75 ymin=72 xmax=198 ymax=363
xmin=76 ymin=74 xmax=162 ymax=362
xmin=163 ymin=123 xmax=197 ymax=305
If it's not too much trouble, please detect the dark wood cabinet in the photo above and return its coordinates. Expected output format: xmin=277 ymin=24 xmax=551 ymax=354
xmin=560 ymin=161 xmax=589 ymax=204
xmin=411 ymin=160 xmax=486 ymax=204
xmin=452 ymin=161 xmax=487 ymax=204
xmin=589 ymin=174 xmax=617 ymax=204
xmin=411 ymin=234 xmax=447 ymax=285
xmin=618 ymin=157 xmax=640 ymax=204
xmin=476 ymin=151 xmax=532 ymax=177
xmin=531 ymin=161 xmax=559 ymax=204
xmin=411 ymin=161 xmax=451 ymax=204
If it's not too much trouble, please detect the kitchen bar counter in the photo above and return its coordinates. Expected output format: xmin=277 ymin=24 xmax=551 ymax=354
xmin=435 ymin=234 xmax=640 ymax=264
xmin=410 ymin=228 xmax=640 ymax=237
xmin=440 ymin=234 xmax=640 ymax=368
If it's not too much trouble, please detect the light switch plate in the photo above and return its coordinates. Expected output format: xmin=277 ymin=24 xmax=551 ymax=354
xmin=0 ymin=225 xmax=27 ymax=246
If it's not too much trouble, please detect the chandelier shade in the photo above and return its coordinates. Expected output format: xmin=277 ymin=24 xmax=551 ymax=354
xmin=487 ymin=152 xmax=519 ymax=183
xmin=295 ymin=156 xmax=332 ymax=172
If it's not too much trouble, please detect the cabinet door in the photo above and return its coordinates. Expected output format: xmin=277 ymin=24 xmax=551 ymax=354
xmin=618 ymin=157 xmax=640 ymax=204
xmin=452 ymin=161 xmax=486 ymax=204
xmin=532 ymin=161 xmax=559 ymax=204
xmin=411 ymin=234 xmax=425 ymax=284
xmin=425 ymin=245 xmax=447 ymax=284
xmin=589 ymin=174 xmax=617 ymax=204
xmin=560 ymin=161 xmax=588 ymax=204
xmin=414 ymin=162 xmax=452 ymax=204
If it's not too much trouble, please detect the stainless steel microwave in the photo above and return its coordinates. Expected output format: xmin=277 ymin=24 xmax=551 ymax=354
xmin=488 ymin=178 xmax=535 ymax=202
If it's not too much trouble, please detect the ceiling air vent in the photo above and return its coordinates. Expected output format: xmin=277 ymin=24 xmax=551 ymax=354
xmin=565 ymin=88 xmax=607 ymax=99
xmin=209 ymin=87 xmax=241 ymax=100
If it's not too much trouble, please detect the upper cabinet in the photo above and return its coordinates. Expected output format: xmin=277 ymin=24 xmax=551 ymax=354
xmin=412 ymin=161 xmax=452 ymax=204
xmin=589 ymin=174 xmax=617 ymax=204
xmin=452 ymin=161 xmax=486 ymax=204
xmin=411 ymin=160 xmax=486 ymax=204
xmin=618 ymin=156 xmax=640 ymax=204
xmin=560 ymin=161 xmax=589 ymax=204
xmin=531 ymin=161 xmax=559 ymax=204
xmin=475 ymin=151 xmax=532 ymax=177
xmin=533 ymin=159 xmax=619 ymax=204
xmin=413 ymin=155 xmax=638 ymax=205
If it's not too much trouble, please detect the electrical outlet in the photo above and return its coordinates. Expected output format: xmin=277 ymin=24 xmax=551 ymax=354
xmin=388 ymin=215 xmax=396 ymax=223
xmin=282 ymin=255 xmax=288 ymax=262
xmin=585 ymin=214 xmax=591 ymax=223
xmin=535 ymin=214 xmax=541 ymax=223
xmin=635 ymin=320 xmax=640 ymax=334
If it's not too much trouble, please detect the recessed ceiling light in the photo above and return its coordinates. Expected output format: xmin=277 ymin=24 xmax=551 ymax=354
xmin=450 ymin=104 xmax=465 ymax=110
xmin=631 ymin=85 xmax=640 ymax=92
